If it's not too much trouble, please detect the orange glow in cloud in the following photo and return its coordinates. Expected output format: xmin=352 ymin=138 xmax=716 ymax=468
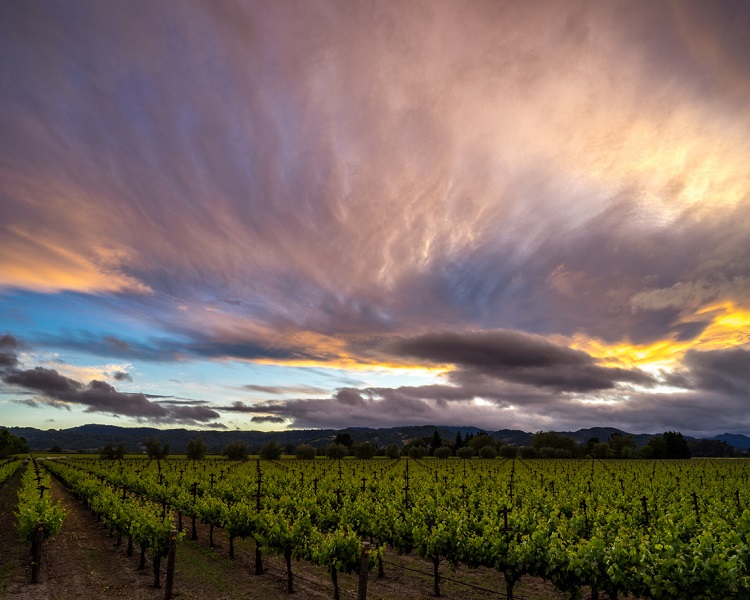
xmin=573 ymin=302 xmax=750 ymax=373
xmin=0 ymin=226 xmax=149 ymax=294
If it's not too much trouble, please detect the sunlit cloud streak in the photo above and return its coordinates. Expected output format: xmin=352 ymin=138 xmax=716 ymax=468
xmin=1 ymin=1 xmax=750 ymax=432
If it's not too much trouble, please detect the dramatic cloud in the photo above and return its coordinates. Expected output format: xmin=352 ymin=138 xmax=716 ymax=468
xmin=0 ymin=334 xmax=21 ymax=370
xmin=1 ymin=339 xmax=219 ymax=425
xmin=111 ymin=370 xmax=132 ymax=382
xmin=251 ymin=416 xmax=287 ymax=424
xmin=391 ymin=330 xmax=654 ymax=391
xmin=1 ymin=1 xmax=750 ymax=433
xmin=673 ymin=348 xmax=750 ymax=396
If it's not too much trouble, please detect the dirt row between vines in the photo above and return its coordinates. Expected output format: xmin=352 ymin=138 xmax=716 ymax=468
xmin=0 ymin=464 xmax=585 ymax=599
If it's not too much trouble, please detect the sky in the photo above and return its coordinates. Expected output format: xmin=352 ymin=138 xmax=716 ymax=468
xmin=2 ymin=0 xmax=750 ymax=437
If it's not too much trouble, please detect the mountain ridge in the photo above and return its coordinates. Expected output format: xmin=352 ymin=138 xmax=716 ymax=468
xmin=6 ymin=423 xmax=749 ymax=453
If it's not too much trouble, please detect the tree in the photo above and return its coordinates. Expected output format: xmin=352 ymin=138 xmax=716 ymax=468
xmin=295 ymin=444 xmax=316 ymax=460
xmin=186 ymin=437 xmax=207 ymax=461
xmin=479 ymin=445 xmax=498 ymax=459
xmin=499 ymin=445 xmax=518 ymax=459
xmin=663 ymin=431 xmax=691 ymax=459
xmin=641 ymin=435 xmax=666 ymax=459
xmin=531 ymin=431 xmax=579 ymax=457
xmin=583 ymin=437 xmax=601 ymax=457
xmin=454 ymin=431 xmax=464 ymax=450
xmin=402 ymin=438 xmax=427 ymax=455
xmin=408 ymin=446 xmax=427 ymax=459
xmin=353 ymin=442 xmax=377 ymax=459
xmin=259 ymin=440 xmax=284 ymax=460
xmin=457 ymin=446 xmax=474 ymax=459
xmin=688 ymin=439 xmax=735 ymax=457
xmin=100 ymin=442 xmax=126 ymax=460
xmin=144 ymin=437 xmax=170 ymax=460
xmin=223 ymin=441 xmax=249 ymax=461
xmin=518 ymin=446 xmax=538 ymax=459
xmin=469 ymin=431 xmax=499 ymax=453
xmin=430 ymin=430 xmax=442 ymax=454
xmin=0 ymin=428 xmax=29 ymax=458
xmin=607 ymin=433 xmax=637 ymax=458
xmin=385 ymin=444 xmax=401 ymax=459
xmin=325 ymin=443 xmax=348 ymax=460
xmin=334 ymin=432 xmax=353 ymax=448
xmin=434 ymin=446 xmax=452 ymax=459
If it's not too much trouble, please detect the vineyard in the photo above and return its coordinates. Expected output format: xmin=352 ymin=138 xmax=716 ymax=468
xmin=3 ymin=455 xmax=750 ymax=599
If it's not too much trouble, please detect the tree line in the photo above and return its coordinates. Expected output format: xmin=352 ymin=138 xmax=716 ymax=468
xmin=90 ymin=429 xmax=744 ymax=462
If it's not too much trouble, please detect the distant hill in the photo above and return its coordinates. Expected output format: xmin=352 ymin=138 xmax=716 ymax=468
xmin=6 ymin=423 xmax=485 ymax=453
xmin=712 ymin=433 xmax=750 ymax=450
xmin=5 ymin=423 xmax=747 ymax=453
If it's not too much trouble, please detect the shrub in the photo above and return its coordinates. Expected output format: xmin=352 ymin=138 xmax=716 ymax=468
xmin=408 ymin=446 xmax=427 ymax=459
xmin=295 ymin=444 xmax=316 ymax=460
xmin=385 ymin=444 xmax=401 ymax=459
xmin=457 ymin=447 xmax=474 ymax=459
xmin=353 ymin=442 xmax=377 ymax=459
xmin=259 ymin=440 xmax=283 ymax=460
xmin=325 ymin=443 xmax=348 ymax=460
xmin=434 ymin=446 xmax=452 ymax=459
xmin=223 ymin=441 xmax=249 ymax=461
xmin=479 ymin=445 xmax=497 ymax=459
xmin=186 ymin=438 xmax=207 ymax=461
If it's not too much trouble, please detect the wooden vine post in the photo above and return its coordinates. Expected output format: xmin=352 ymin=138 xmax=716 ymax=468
xmin=164 ymin=529 xmax=178 ymax=600
xmin=254 ymin=459 xmax=264 ymax=575
xmin=358 ymin=542 xmax=371 ymax=600
xmin=31 ymin=522 xmax=45 ymax=583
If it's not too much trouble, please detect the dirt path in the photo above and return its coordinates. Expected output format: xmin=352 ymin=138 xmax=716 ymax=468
xmin=3 ymin=470 xmax=160 ymax=600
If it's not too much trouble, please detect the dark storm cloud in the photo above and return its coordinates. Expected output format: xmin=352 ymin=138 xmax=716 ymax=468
xmin=0 ymin=334 xmax=22 ymax=369
xmin=112 ymin=370 xmax=132 ymax=382
xmin=390 ymin=330 xmax=654 ymax=391
xmin=1 ymin=336 xmax=221 ymax=424
xmin=673 ymin=348 xmax=750 ymax=396
xmin=251 ymin=415 xmax=287 ymax=424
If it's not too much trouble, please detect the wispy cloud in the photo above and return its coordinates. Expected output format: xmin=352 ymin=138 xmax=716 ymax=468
xmin=1 ymin=1 xmax=750 ymax=433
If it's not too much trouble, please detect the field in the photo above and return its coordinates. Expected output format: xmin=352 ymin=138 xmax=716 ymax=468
xmin=2 ymin=455 xmax=749 ymax=599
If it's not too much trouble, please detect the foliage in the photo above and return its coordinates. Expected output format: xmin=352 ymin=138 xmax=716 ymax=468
xmin=478 ymin=445 xmax=498 ymax=459
xmin=0 ymin=427 xmax=29 ymax=458
xmin=353 ymin=442 xmax=377 ymax=459
xmin=642 ymin=431 xmax=691 ymax=459
xmin=259 ymin=440 xmax=284 ymax=460
xmin=99 ymin=442 xmax=126 ymax=460
xmin=144 ymin=437 xmax=170 ymax=460
xmin=408 ymin=445 xmax=427 ymax=459
xmin=531 ymin=431 xmax=579 ymax=456
xmin=456 ymin=446 xmax=474 ymax=459
xmin=223 ymin=441 xmax=249 ymax=461
xmin=469 ymin=431 xmax=499 ymax=452
xmin=325 ymin=443 xmax=348 ymax=460
xmin=295 ymin=443 xmax=316 ymax=460
xmin=333 ymin=432 xmax=353 ymax=447
xmin=16 ymin=460 xmax=66 ymax=543
xmin=434 ymin=446 xmax=452 ymax=459
xmin=385 ymin=443 xmax=401 ymax=459
xmin=186 ymin=437 xmax=207 ymax=460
